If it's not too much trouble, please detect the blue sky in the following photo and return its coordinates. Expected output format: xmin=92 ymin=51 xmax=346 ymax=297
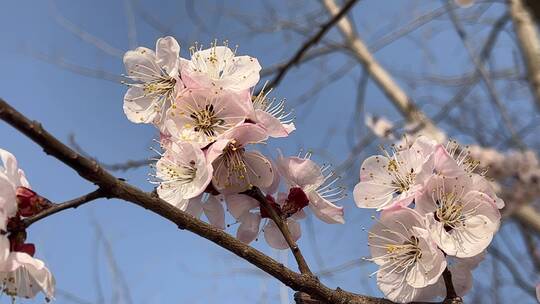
xmin=0 ymin=1 xmax=536 ymax=303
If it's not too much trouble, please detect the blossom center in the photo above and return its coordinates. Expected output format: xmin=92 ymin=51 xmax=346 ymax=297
xmin=222 ymin=141 xmax=249 ymax=183
xmin=162 ymin=160 xmax=197 ymax=184
xmin=433 ymin=191 xmax=476 ymax=232
xmin=383 ymin=236 xmax=422 ymax=273
xmin=190 ymin=104 xmax=225 ymax=137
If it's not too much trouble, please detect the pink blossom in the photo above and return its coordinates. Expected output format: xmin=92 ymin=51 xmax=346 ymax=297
xmin=180 ymin=42 xmax=261 ymax=92
xmin=225 ymin=192 xmax=304 ymax=249
xmin=164 ymin=89 xmax=249 ymax=148
xmin=353 ymin=137 xmax=433 ymax=210
xmin=276 ymin=151 xmax=345 ymax=224
xmin=208 ymin=124 xmax=273 ymax=194
xmin=225 ymin=194 xmax=261 ymax=243
xmin=416 ymin=175 xmax=501 ymax=258
xmin=155 ymin=141 xmax=213 ymax=208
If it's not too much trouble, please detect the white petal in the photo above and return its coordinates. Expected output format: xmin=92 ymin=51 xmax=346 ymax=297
xmin=308 ymin=192 xmax=344 ymax=224
xmin=243 ymin=151 xmax=274 ymax=190
xmin=0 ymin=252 xmax=55 ymax=300
xmin=353 ymin=181 xmax=393 ymax=209
xmin=123 ymin=47 xmax=158 ymax=82
xmin=123 ymin=87 xmax=160 ymax=123
xmin=254 ymin=109 xmax=290 ymax=138
xmin=155 ymin=36 xmax=180 ymax=77
xmin=276 ymin=153 xmax=324 ymax=189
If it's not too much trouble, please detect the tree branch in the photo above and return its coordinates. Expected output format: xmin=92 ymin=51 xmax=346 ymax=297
xmin=22 ymin=188 xmax=107 ymax=228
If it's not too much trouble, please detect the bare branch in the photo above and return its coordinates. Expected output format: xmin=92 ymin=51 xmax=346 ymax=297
xmin=23 ymin=189 xmax=107 ymax=228
xmin=509 ymin=0 xmax=540 ymax=109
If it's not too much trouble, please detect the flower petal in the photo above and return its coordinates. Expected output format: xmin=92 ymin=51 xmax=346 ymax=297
xmin=237 ymin=212 xmax=261 ymax=244
xmin=203 ymin=196 xmax=225 ymax=229
xmin=155 ymin=36 xmax=180 ymax=77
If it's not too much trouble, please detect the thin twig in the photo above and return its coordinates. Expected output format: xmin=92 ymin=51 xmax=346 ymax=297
xmin=22 ymin=188 xmax=107 ymax=228
xmin=263 ymin=0 xmax=360 ymax=91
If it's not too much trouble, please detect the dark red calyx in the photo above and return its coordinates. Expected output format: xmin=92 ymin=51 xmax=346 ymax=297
xmin=13 ymin=243 xmax=35 ymax=257
xmin=281 ymin=187 xmax=309 ymax=218
xmin=260 ymin=194 xmax=282 ymax=219
xmin=6 ymin=216 xmax=24 ymax=232
xmin=16 ymin=187 xmax=52 ymax=217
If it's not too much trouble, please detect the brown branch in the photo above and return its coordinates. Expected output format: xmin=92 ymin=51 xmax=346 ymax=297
xmin=22 ymin=188 xmax=107 ymax=228
xmin=242 ymin=187 xmax=312 ymax=275
xmin=263 ymin=0 xmax=360 ymax=91
xmin=0 ymin=98 xmax=415 ymax=304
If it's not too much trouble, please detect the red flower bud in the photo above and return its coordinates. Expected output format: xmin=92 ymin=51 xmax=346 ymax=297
xmin=16 ymin=187 xmax=51 ymax=217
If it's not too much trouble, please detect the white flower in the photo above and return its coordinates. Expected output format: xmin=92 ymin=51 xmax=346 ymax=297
xmin=123 ymin=36 xmax=184 ymax=124
xmin=207 ymin=124 xmax=273 ymax=194
xmin=369 ymin=207 xmax=446 ymax=303
xmin=276 ymin=151 xmax=345 ymax=224
xmin=353 ymin=137 xmax=433 ymax=210
xmin=180 ymin=41 xmax=261 ymax=92
xmin=416 ymin=175 xmax=501 ymax=258
xmin=368 ymin=206 xmax=446 ymax=303
xmin=154 ymin=141 xmax=213 ymax=207
xmin=164 ymin=89 xmax=249 ymax=148
xmin=0 ymin=252 xmax=55 ymax=301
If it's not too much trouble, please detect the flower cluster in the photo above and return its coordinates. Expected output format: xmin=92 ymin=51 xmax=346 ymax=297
xmin=122 ymin=37 xmax=345 ymax=249
xmin=353 ymin=136 xmax=503 ymax=303
xmin=0 ymin=149 xmax=55 ymax=301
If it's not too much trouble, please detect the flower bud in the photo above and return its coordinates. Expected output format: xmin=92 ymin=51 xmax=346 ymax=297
xmin=16 ymin=187 xmax=51 ymax=217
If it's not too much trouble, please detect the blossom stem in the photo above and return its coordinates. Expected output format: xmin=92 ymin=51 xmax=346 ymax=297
xmin=442 ymin=267 xmax=461 ymax=304
xmin=242 ymin=186 xmax=313 ymax=275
